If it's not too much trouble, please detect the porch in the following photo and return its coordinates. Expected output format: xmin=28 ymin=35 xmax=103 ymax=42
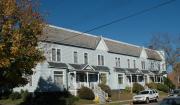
xmin=68 ymin=64 xmax=110 ymax=95
xmin=115 ymin=68 xmax=165 ymax=89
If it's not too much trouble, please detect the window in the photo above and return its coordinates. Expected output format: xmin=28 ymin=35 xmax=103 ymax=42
xmin=115 ymin=57 xmax=121 ymax=67
xmin=151 ymin=62 xmax=154 ymax=69
xmin=141 ymin=61 xmax=145 ymax=70
xmin=84 ymin=53 xmax=88 ymax=64
xmin=98 ymin=55 xmax=104 ymax=65
xmin=52 ymin=48 xmax=56 ymax=61
xmin=158 ymin=63 xmax=160 ymax=70
xmin=52 ymin=48 xmax=61 ymax=62
xmin=118 ymin=74 xmax=123 ymax=84
xmin=57 ymin=49 xmax=61 ymax=62
xmin=74 ymin=51 xmax=78 ymax=63
xmin=54 ymin=71 xmax=63 ymax=87
xmin=133 ymin=60 xmax=136 ymax=68
xmin=162 ymin=63 xmax=165 ymax=70
xmin=127 ymin=59 xmax=130 ymax=68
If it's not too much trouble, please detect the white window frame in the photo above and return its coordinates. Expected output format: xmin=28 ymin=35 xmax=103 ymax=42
xmin=57 ymin=49 xmax=61 ymax=62
xmin=127 ymin=59 xmax=130 ymax=68
xmin=52 ymin=48 xmax=56 ymax=61
xmin=133 ymin=60 xmax=136 ymax=68
xmin=53 ymin=70 xmax=64 ymax=85
xmin=117 ymin=73 xmax=124 ymax=84
xmin=98 ymin=55 xmax=104 ymax=66
xmin=141 ymin=61 xmax=145 ymax=70
xmin=51 ymin=48 xmax=61 ymax=62
xmin=84 ymin=53 xmax=88 ymax=64
xmin=73 ymin=51 xmax=78 ymax=64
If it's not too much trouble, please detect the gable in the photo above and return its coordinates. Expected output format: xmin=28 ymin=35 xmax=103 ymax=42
xmin=96 ymin=37 xmax=109 ymax=51
xmin=82 ymin=65 xmax=95 ymax=71
xmin=140 ymin=47 xmax=148 ymax=59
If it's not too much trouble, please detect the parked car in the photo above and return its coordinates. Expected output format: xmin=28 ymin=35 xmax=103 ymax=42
xmin=133 ymin=89 xmax=158 ymax=104
xmin=159 ymin=96 xmax=180 ymax=105
xmin=152 ymin=89 xmax=159 ymax=100
xmin=169 ymin=89 xmax=180 ymax=97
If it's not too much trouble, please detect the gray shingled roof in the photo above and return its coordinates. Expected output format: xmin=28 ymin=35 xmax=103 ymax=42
xmin=141 ymin=70 xmax=150 ymax=74
xmin=145 ymin=49 xmax=162 ymax=61
xmin=92 ymin=66 xmax=110 ymax=72
xmin=105 ymin=40 xmax=142 ymax=57
xmin=48 ymin=62 xmax=68 ymax=69
xmin=40 ymin=25 xmax=162 ymax=60
xmin=69 ymin=64 xmax=87 ymax=70
xmin=114 ymin=68 xmax=143 ymax=74
xmin=40 ymin=26 xmax=101 ymax=49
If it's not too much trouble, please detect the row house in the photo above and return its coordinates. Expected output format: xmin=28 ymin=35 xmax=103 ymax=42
xmin=14 ymin=25 xmax=167 ymax=95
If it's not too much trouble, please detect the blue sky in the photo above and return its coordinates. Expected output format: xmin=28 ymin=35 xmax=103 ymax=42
xmin=40 ymin=0 xmax=180 ymax=46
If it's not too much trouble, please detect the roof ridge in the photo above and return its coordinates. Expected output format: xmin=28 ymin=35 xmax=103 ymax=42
xmin=48 ymin=24 xmax=100 ymax=38
xmin=104 ymin=37 xmax=141 ymax=48
xmin=48 ymin=24 xmax=142 ymax=48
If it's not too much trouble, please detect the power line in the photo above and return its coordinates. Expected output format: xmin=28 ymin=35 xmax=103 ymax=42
xmin=56 ymin=0 xmax=176 ymax=42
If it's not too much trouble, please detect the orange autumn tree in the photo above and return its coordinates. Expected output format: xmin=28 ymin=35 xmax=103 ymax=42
xmin=0 ymin=0 xmax=45 ymax=90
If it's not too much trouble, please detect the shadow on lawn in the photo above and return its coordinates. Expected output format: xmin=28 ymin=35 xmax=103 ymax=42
xmin=19 ymin=77 xmax=77 ymax=105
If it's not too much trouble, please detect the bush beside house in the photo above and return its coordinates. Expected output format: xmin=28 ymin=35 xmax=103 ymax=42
xmin=146 ymin=83 xmax=170 ymax=93
xmin=133 ymin=83 xmax=144 ymax=93
xmin=98 ymin=84 xmax=112 ymax=97
xmin=78 ymin=86 xmax=95 ymax=100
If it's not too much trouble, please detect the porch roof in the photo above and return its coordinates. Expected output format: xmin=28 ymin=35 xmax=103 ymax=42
xmin=114 ymin=68 xmax=143 ymax=75
xmin=69 ymin=64 xmax=87 ymax=70
xmin=161 ymin=71 xmax=167 ymax=75
xmin=92 ymin=65 xmax=110 ymax=72
xmin=141 ymin=70 xmax=150 ymax=74
xmin=48 ymin=62 xmax=68 ymax=69
xmin=69 ymin=64 xmax=109 ymax=72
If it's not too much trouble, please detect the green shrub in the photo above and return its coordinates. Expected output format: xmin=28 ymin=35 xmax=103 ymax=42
xmin=146 ymin=83 xmax=158 ymax=89
xmin=66 ymin=96 xmax=79 ymax=105
xmin=78 ymin=86 xmax=95 ymax=100
xmin=20 ymin=90 xmax=31 ymax=102
xmin=98 ymin=84 xmax=112 ymax=97
xmin=157 ymin=83 xmax=169 ymax=93
xmin=133 ymin=83 xmax=144 ymax=93
xmin=124 ymin=87 xmax=131 ymax=93
xmin=9 ymin=92 xmax=21 ymax=100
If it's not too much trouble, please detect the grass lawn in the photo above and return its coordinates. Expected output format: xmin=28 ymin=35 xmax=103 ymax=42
xmin=0 ymin=99 xmax=22 ymax=105
xmin=75 ymin=99 xmax=95 ymax=105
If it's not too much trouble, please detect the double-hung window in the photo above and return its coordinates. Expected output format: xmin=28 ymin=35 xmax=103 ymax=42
xmin=84 ymin=53 xmax=88 ymax=64
xmin=127 ymin=59 xmax=130 ymax=68
xmin=118 ymin=74 xmax=123 ymax=84
xmin=133 ymin=60 xmax=136 ymax=68
xmin=74 ymin=51 xmax=78 ymax=64
xmin=98 ymin=55 xmax=104 ymax=66
xmin=115 ymin=57 xmax=121 ymax=67
xmin=141 ymin=61 xmax=145 ymax=70
xmin=52 ymin=48 xmax=61 ymax=62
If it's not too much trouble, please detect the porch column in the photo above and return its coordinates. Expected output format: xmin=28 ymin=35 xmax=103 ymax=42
xmin=154 ymin=75 xmax=156 ymax=83
xmin=74 ymin=71 xmax=77 ymax=96
xmin=97 ymin=73 xmax=100 ymax=83
xmin=130 ymin=74 xmax=133 ymax=93
xmin=86 ymin=72 xmax=89 ymax=87
xmin=160 ymin=76 xmax=162 ymax=83
xmin=136 ymin=75 xmax=139 ymax=82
